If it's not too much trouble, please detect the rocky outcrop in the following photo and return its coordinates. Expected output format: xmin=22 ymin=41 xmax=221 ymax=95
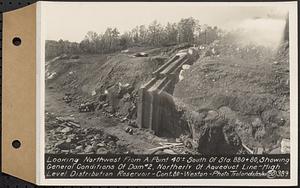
xmin=182 ymin=108 xmax=243 ymax=155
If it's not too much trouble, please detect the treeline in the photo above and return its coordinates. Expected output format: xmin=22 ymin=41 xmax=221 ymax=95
xmin=46 ymin=17 xmax=221 ymax=60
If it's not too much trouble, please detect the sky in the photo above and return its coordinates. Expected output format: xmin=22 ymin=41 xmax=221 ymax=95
xmin=42 ymin=2 xmax=290 ymax=43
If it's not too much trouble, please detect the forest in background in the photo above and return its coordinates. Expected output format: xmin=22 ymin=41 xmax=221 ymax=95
xmin=45 ymin=17 xmax=221 ymax=60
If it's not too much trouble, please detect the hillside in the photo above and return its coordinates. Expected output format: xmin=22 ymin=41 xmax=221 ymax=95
xmin=174 ymin=41 xmax=289 ymax=153
xmin=45 ymin=41 xmax=290 ymax=155
xmin=45 ymin=45 xmax=192 ymax=154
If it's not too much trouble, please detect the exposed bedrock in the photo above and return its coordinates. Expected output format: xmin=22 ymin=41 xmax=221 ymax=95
xmin=182 ymin=108 xmax=243 ymax=154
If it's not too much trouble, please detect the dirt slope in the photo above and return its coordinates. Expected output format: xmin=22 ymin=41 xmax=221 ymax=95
xmin=45 ymin=41 xmax=289 ymax=154
xmin=174 ymin=41 xmax=289 ymax=153
xmin=45 ymin=46 xmax=188 ymax=154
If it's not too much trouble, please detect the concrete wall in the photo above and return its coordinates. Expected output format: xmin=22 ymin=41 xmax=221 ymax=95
xmin=137 ymin=52 xmax=193 ymax=136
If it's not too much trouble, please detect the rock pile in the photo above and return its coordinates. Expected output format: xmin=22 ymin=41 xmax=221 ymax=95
xmin=45 ymin=114 xmax=129 ymax=154
xmin=96 ymin=83 xmax=138 ymax=122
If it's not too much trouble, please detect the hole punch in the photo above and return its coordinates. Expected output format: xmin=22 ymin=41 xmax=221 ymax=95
xmin=12 ymin=37 xmax=22 ymax=46
xmin=12 ymin=140 xmax=21 ymax=149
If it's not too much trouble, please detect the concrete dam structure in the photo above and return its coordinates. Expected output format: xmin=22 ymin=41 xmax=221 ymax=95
xmin=137 ymin=50 xmax=197 ymax=136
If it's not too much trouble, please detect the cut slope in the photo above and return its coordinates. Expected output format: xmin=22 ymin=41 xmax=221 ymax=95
xmin=174 ymin=42 xmax=289 ymax=153
xmin=46 ymin=52 xmax=167 ymax=97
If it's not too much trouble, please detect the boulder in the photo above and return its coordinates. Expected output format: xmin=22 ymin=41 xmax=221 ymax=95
xmin=280 ymin=138 xmax=290 ymax=154
xmin=96 ymin=148 xmax=108 ymax=154
xmin=84 ymin=145 xmax=94 ymax=153
xmin=133 ymin=52 xmax=148 ymax=57
xmin=61 ymin=127 xmax=72 ymax=133
xmin=55 ymin=141 xmax=75 ymax=150
xmin=99 ymin=94 xmax=107 ymax=102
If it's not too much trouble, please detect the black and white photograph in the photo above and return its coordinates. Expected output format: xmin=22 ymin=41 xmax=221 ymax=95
xmin=0 ymin=1 xmax=297 ymax=186
xmin=35 ymin=2 xmax=298 ymax=185
xmin=44 ymin=3 xmax=291 ymax=156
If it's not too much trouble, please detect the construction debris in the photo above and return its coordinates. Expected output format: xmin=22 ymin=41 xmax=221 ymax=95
xmin=121 ymin=49 xmax=129 ymax=53
xmin=45 ymin=40 xmax=290 ymax=155
xmin=242 ymin=143 xmax=254 ymax=154
xmin=133 ymin=52 xmax=148 ymax=57
xmin=281 ymin=138 xmax=290 ymax=154
xmin=148 ymin=143 xmax=183 ymax=154
xmin=47 ymin=72 xmax=57 ymax=80
xmin=55 ymin=116 xmax=80 ymax=128
xmin=125 ymin=127 xmax=134 ymax=135
xmin=63 ymin=93 xmax=72 ymax=103
xmin=79 ymin=102 xmax=95 ymax=112
xmin=46 ymin=114 xmax=128 ymax=154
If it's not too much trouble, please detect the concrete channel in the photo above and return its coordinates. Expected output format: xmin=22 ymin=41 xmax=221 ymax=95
xmin=137 ymin=49 xmax=198 ymax=136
